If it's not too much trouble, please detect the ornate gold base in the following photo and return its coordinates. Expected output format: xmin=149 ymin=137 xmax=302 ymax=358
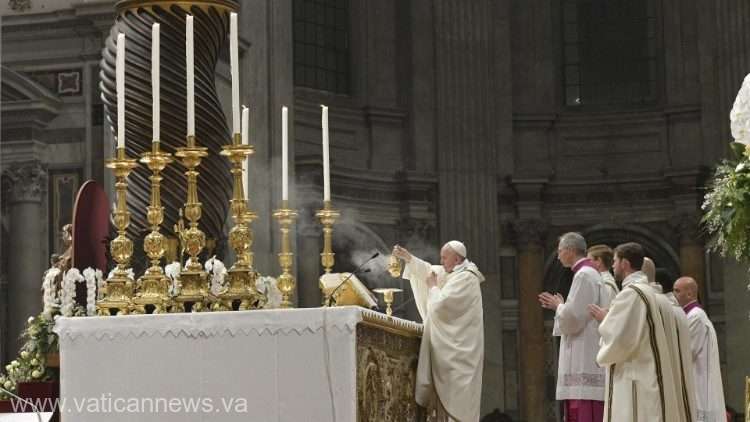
xmin=97 ymin=273 xmax=134 ymax=316
xmin=172 ymin=270 xmax=209 ymax=312
xmin=132 ymin=269 xmax=171 ymax=314
xmin=213 ymin=267 xmax=260 ymax=311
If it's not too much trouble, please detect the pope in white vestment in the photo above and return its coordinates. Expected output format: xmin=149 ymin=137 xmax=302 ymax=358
xmin=674 ymin=277 xmax=726 ymax=422
xmin=394 ymin=241 xmax=484 ymax=422
xmin=591 ymin=243 xmax=693 ymax=422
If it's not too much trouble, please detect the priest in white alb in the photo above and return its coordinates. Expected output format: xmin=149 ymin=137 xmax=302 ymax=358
xmin=673 ymin=276 xmax=726 ymax=422
xmin=393 ymin=241 xmax=484 ymax=422
xmin=586 ymin=244 xmax=619 ymax=305
xmin=588 ymin=242 xmax=693 ymax=422
xmin=539 ymin=232 xmax=605 ymax=422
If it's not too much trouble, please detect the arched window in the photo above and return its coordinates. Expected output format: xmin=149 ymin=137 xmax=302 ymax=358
xmin=293 ymin=0 xmax=350 ymax=94
xmin=562 ymin=0 xmax=658 ymax=107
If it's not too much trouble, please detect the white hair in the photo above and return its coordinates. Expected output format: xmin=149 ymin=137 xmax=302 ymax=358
xmin=558 ymin=232 xmax=587 ymax=255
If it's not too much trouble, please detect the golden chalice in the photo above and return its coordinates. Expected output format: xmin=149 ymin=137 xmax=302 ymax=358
xmin=373 ymin=288 xmax=403 ymax=317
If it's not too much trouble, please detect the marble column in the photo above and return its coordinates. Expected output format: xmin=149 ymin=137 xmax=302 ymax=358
xmin=513 ymin=220 xmax=547 ymax=422
xmin=432 ymin=0 xmax=510 ymax=413
xmin=2 ymin=162 xmax=47 ymax=358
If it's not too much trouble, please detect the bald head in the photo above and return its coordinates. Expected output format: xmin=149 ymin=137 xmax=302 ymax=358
xmin=642 ymin=257 xmax=656 ymax=284
xmin=673 ymin=276 xmax=699 ymax=307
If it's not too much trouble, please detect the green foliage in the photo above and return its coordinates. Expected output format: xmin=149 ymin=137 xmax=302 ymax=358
xmin=0 ymin=314 xmax=60 ymax=399
xmin=702 ymin=144 xmax=750 ymax=261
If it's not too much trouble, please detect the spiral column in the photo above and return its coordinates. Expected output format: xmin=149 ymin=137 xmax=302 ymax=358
xmin=100 ymin=0 xmax=238 ymax=248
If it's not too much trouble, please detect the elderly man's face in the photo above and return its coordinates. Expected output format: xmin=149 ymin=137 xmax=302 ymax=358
xmin=673 ymin=279 xmax=696 ymax=307
xmin=557 ymin=245 xmax=576 ymax=268
xmin=440 ymin=247 xmax=462 ymax=272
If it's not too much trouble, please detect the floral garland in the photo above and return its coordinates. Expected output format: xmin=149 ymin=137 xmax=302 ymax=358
xmin=205 ymin=256 xmax=228 ymax=296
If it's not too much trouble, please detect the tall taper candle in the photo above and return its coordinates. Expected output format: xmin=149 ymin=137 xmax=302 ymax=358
xmin=186 ymin=15 xmax=195 ymax=137
xmin=242 ymin=105 xmax=249 ymax=202
xmin=152 ymin=23 xmax=160 ymax=142
xmin=282 ymin=106 xmax=289 ymax=201
xmin=116 ymin=33 xmax=126 ymax=149
xmin=321 ymin=105 xmax=330 ymax=201
xmin=230 ymin=12 xmax=240 ymax=135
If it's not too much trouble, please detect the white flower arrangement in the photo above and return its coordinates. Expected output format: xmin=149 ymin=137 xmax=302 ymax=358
xmin=41 ymin=267 xmax=61 ymax=320
xmin=164 ymin=261 xmax=181 ymax=297
xmin=205 ymin=256 xmax=228 ymax=296
xmin=82 ymin=267 xmax=102 ymax=316
xmin=61 ymin=269 xmax=83 ymax=317
xmin=255 ymin=275 xmax=282 ymax=309
xmin=730 ymin=73 xmax=750 ymax=145
xmin=107 ymin=267 xmax=135 ymax=281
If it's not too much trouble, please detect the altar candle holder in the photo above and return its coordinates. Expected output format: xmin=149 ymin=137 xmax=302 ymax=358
xmin=273 ymin=200 xmax=298 ymax=308
xmin=316 ymin=200 xmax=340 ymax=304
xmin=172 ymin=135 xmax=209 ymax=312
xmin=132 ymin=142 xmax=173 ymax=314
xmin=97 ymin=148 xmax=138 ymax=316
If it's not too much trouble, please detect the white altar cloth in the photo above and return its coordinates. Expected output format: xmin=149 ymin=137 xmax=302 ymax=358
xmin=54 ymin=306 xmax=414 ymax=422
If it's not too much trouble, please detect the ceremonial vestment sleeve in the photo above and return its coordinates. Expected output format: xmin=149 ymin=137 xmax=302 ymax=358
xmin=403 ymin=256 xmax=441 ymax=320
xmin=597 ymin=288 xmax=648 ymax=366
xmin=555 ymin=271 xmax=598 ymax=336
xmin=687 ymin=312 xmax=707 ymax=362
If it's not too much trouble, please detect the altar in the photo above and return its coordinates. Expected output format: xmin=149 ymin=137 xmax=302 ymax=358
xmin=54 ymin=306 xmax=424 ymax=421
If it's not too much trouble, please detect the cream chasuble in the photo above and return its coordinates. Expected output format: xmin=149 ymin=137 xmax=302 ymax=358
xmin=553 ymin=260 xmax=606 ymax=401
xmin=685 ymin=303 xmax=726 ymax=422
xmin=599 ymin=271 xmax=618 ymax=308
xmin=403 ymin=256 xmax=484 ymax=422
xmin=597 ymin=271 xmax=690 ymax=422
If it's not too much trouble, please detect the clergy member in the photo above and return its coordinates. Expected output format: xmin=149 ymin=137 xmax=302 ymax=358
xmin=539 ymin=232 xmax=605 ymax=422
xmin=674 ymin=276 xmax=726 ymax=422
xmin=587 ymin=244 xmax=618 ymax=305
xmin=589 ymin=242 xmax=695 ymax=422
xmin=393 ymin=241 xmax=484 ymax=422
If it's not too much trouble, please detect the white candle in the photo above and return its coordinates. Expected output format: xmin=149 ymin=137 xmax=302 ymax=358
xmin=241 ymin=105 xmax=249 ymax=202
xmin=241 ymin=105 xmax=249 ymax=145
xmin=321 ymin=105 xmax=330 ymax=201
xmin=186 ymin=15 xmax=195 ymax=137
xmin=116 ymin=33 xmax=125 ymax=149
xmin=282 ymin=106 xmax=288 ymax=201
xmin=230 ymin=12 xmax=240 ymax=135
xmin=152 ymin=23 xmax=160 ymax=142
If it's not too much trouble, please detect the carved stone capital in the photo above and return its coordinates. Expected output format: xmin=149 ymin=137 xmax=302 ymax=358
xmin=511 ymin=219 xmax=548 ymax=249
xmin=2 ymin=161 xmax=47 ymax=204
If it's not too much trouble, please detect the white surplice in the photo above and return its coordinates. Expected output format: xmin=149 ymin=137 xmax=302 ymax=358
xmin=599 ymin=271 xmax=618 ymax=308
xmin=403 ymin=256 xmax=484 ymax=422
xmin=597 ymin=271 xmax=690 ymax=422
xmin=553 ymin=261 xmax=606 ymax=401
xmin=652 ymin=291 xmax=697 ymax=422
xmin=685 ymin=303 xmax=726 ymax=422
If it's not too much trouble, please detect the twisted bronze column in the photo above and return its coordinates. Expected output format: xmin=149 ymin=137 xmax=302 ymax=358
xmin=100 ymin=0 xmax=238 ymax=252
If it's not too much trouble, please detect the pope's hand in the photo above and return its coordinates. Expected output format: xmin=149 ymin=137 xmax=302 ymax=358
xmin=588 ymin=304 xmax=608 ymax=322
xmin=392 ymin=245 xmax=413 ymax=262
xmin=426 ymin=271 xmax=437 ymax=288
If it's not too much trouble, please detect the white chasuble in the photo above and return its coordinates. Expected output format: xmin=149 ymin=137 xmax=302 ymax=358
xmin=685 ymin=304 xmax=726 ymax=422
xmin=599 ymin=271 xmax=619 ymax=308
xmin=597 ymin=272 xmax=690 ymax=422
xmin=553 ymin=262 xmax=606 ymax=401
xmin=403 ymin=256 xmax=484 ymax=422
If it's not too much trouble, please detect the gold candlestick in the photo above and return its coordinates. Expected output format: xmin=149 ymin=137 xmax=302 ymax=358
xmin=273 ymin=200 xmax=298 ymax=308
xmin=173 ymin=135 xmax=209 ymax=312
xmin=97 ymin=148 xmax=138 ymax=316
xmin=373 ymin=288 xmax=403 ymax=317
xmin=315 ymin=200 xmax=340 ymax=274
xmin=215 ymin=133 xmax=259 ymax=311
xmin=316 ymin=200 xmax=340 ymax=305
xmin=132 ymin=143 xmax=173 ymax=314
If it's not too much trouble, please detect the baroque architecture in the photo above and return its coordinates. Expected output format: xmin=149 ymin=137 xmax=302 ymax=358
xmin=2 ymin=1 xmax=750 ymax=420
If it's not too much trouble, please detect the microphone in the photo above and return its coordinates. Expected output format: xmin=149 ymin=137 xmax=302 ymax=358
xmin=326 ymin=252 xmax=380 ymax=307
xmin=0 ymin=385 xmax=45 ymax=422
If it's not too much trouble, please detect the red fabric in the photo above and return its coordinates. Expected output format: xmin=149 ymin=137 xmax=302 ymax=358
xmin=564 ymin=399 xmax=604 ymax=422
xmin=682 ymin=300 xmax=702 ymax=315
